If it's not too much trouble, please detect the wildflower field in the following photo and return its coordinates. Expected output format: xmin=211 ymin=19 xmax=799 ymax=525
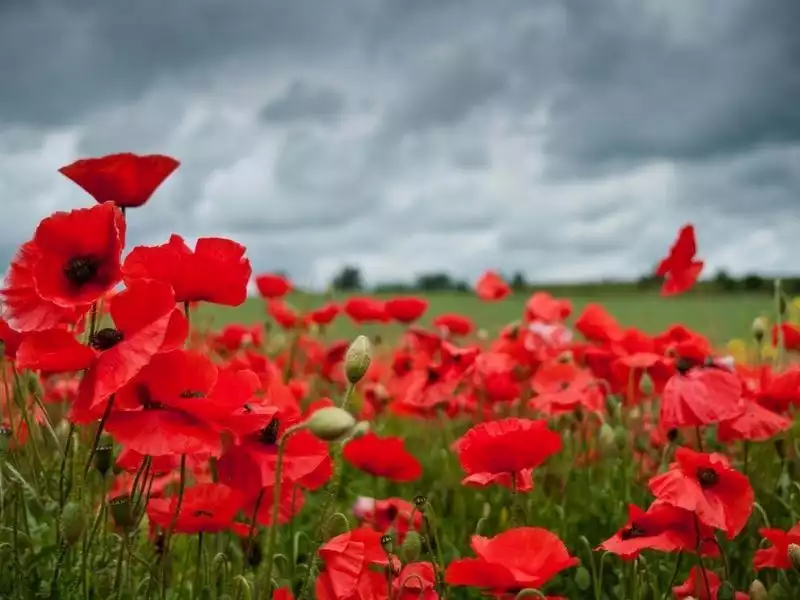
xmin=1 ymin=154 xmax=800 ymax=600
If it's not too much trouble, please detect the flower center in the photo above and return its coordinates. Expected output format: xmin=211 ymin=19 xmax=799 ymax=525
xmin=63 ymin=256 xmax=99 ymax=286
xmin=90 ymin=328 xmax=124 ymax=350
xmin=259 ymin=418 xmax=280 ymax=445
xmin=696 ymin=467 xmax=719 ymax=488
xmin=426 ymin=367 xmax=440 ymax=385
xmin=192 ymin=510 xmax=213 ymax=518
xmin=179 ymin=390 xmax=205 ymax=399
xmin=136 ymin=385 xmax=164 ymax=410
xmin=620 ymin=524 xmax=647 ymax=540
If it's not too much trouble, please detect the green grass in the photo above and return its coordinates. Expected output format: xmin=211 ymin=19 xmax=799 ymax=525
xmin=198 ymin=292 xmax=773 ymax=345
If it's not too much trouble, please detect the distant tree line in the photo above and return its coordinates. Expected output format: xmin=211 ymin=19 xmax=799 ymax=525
xmin=324 ymin=265 xmax=800 ymax=295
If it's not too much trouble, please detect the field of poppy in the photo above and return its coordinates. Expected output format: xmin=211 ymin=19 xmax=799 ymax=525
xmin=1 ymin=153 xmax=799 ymax=600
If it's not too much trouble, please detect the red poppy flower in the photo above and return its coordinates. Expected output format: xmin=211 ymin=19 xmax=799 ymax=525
xmin=343 ymin=432 xmax=422 ymax=483
xmin=656 ymin=224 xmax=704 ymax=296
xmin=255 ymin=273 xmax=292 ymax=299
xmin=753 ymin=366 xmax=800 ymax=412
xmin=433 ymin=314 xmax=474 ymax=337
xmin=445 ymin=527 xmax=578 ymax=594
xmin=649 ymin=447 xmax=754 ymax=538
xmin=21 ymin=280 xmax=187 ymax=414
xmin=612 ymin=352 xmax=674 ymax=405
xmin=395 ymin=562 xmax=438 ymax=600
xmin=599 ymin=500 xmax=718 ymax=560
xmin=475 ymin=271 xmax=510 ymax=302
xmin=660 ymin=367 xmax=745 ymax=431
xmin=357 ymin=497 xmax=422 ymax=544
xmin=772 ymin=323 xmax=800 ymax=351
xmin=2 ymin=203 xmax=125 ymax=332
xmin=309 ymin=302 xmax=340 ymax=326
xmin=455 ymin=418 xmax=562 ymax=491
xmin=273 ymin=589 xmax=294 ymax=600
xmin=472 ymin=352 xmax=521 ymax=403
xmin=0 ymin=319 xmax=23 ymax=360
xmin=385 ymin=296 xmax=428 ymax=324
xmin=343 ymin=297 xmax=389 ymax=324
xmin=59 ymin=153 xmax=179 ymax=208
xmin=123 ymin=234 xmax=251 ymax=306
xmin=241 ymin=482 xmax=305 ymax=526
xmin=147 ymin=483 xmax=243 ymax=534
xmin=673 ymin=567 xmax=747 ymax=600
xmin=524 ymin=292 xmax=572 ymax=323
xmin=268 ymin=299 xmax=300 ymax=329
xmin=754 ymin=522 xmax=800 ymax=570
xmin=315 ymin=527 xmax=396 ymax=600
xmin=217 ymin=416 xmax=332 ymax=496
xmin=717 ymin=400 xmax=792 ymax=442
xmin=574 ymin=304 xmax=623 ymax=343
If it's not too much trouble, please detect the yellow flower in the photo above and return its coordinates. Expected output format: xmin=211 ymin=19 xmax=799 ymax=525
xmin=726 ymin=339 xmax=748 ymax=365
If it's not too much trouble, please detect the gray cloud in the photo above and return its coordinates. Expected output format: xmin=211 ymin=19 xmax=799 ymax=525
xmin=0 ymin=0 xmax=798 ymax=289
xmin=260 ymin=81 xmax=345 ymax=123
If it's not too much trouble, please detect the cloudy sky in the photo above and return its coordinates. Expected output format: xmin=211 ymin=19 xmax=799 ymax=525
xmin=1 ymin=0 xmax=798 ymax=289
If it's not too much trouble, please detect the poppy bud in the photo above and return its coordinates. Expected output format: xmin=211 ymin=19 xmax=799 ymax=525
xmin=347 ymin=421 xmax=371 ymax=441
xmin=109 ymin=495 xmax=135 ymax=529
xmin=717 ymin=581 xmax=735 ymax=600
xmin=380 ymin=533 xmax=394 ymax=554
xmin=788 ymin=543 xmax=800 ymax=570
xmin=752 ymin=317 xmax=768 ymax=343
xmin=94 ymin=434 xmax=114 ymax=477
xmin=305 ymin=406 xmax=356 ymax=442
xmin=476 ymin=328 xmax=489 ymax=340
xmin=749 ymin=579 xmax=767 ymax=600
xmin=61 ymin=501 xmax=85 ymax=546
xmin=413 ymin=495 xmax=427 ymax=510
xmin=598 ymin=423 xmax=616 ymax=457
xmin=574 ymin=566 xmax=591 ymax=591
xmin=344 ymin=335 xmax=372 ymax=384
xmin=613 ymin=426 xmax=628 ymax=451
xmin=779 ymin=294 xmax=788 ymax=318
xmin=400 ymin=531 xmax=422 ymax=563
xmin=639 ymin=372 xmax=654 ymax=396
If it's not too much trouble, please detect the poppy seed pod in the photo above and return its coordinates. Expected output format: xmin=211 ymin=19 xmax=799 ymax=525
xmin=306 ymin=406 xmax=356 ymax=442
xmin=749 ymin=579 xmax=767 ymax=600
xmin=788 ymin=542 xmax=800 ymax=570
xmin=344 ymin=335 xmax=372 ymax=384
xmin=109 ymin=495 xmax=135 ymax=529
xmin=751 ymin=317 xmax=768 ymax=342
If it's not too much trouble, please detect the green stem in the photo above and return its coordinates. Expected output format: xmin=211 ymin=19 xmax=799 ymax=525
xmin=263 ymin=424 xmax=303 ymax=596
xmin=662 ymin=552 xmax=682 ymax=600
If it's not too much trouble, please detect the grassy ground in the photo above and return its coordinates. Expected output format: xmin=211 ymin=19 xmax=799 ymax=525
xmin=198 ymin=291 xmax=773 ymax=345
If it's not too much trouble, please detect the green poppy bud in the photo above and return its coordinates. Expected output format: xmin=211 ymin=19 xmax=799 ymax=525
xmin=305 ymin=406 xmax=356 ymax=442
xmin=109 ymin=495 xmax=135 ymax=529
xmin=400 ymin=531 xmax=422 ymax=563
xmin=749 ymin=579 xmax=767 ymax=600
xmin=94 ymin=434 xmax=114 ymax=477
xmin=574 ymin=566 xmax=591 ymax=591
xmin=344 ymin=335 xmax=372 ymax=384
xmin=61 ymin=501 xmax=85 ymax=546
xmin=717 ymin=581 xmax=735 ymax=600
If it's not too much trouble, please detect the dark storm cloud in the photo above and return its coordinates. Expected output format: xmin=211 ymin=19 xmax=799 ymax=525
xmin=260 ymin=81 xmax=345 ymax=123
xmin=0 ymin=0 xmax=798 ymax=286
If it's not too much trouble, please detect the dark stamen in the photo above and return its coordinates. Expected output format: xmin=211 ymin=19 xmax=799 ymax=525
xmin=696 ymin=467 xmax=719 ymax=488
xmin=63 ymin=256 xmax=99 ymax=286
xmin=179 ymin=390 xmax=205 ymax=399
xmin=193 ymin=510 xmax=213 ymax=517
xmin=620 ymin=524 xmax=647 ymax=540
xmin=259 ymin=418 xmax=280 ymax=445
xmin=90 ymin=328 xmax=124 ymax=350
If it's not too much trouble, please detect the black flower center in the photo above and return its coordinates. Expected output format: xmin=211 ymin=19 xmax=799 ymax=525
xmin=675 ymin=357 xmax=693 ymax=375
xmin=192 ymin=510 xmax=213 ymax=518
xmin=90 ymin=328 xmax=124 ymax=350
xmin=620 ymin=524 xmax=647 ymax=540
xmin=136 ymin=385 xmax=164 ymax=411
xmin=696 ymin=467 xmax=719 ymax=488
xmin=259 ymin=418 xmax=280 ymax=445
xmin=426 ymin=367 xmax=440 ymax=385
xmin=179 ymin=390 xmax=205 ymax=399
xmin=385 ymin=505 xmax=399 ymax=521
xmin=63 ymin=256 xmax=99 ymax=286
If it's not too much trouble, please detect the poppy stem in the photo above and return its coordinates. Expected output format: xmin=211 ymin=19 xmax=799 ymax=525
xmin=695 ymin=426 xmax=704 ymax=453
xmin=162 ymin=454 xmax=188 ymax=558
xmin=692 ymin=514 xmax=712 ymax=599
xmin=661 ymin=551 xmax=682 ymax=600
xmin=194 ymin=532 xmax=203 ymax=596
xmin=263 ymin=424 xmax=303 ymax=598
xmin=82 ymin=394 xmax=116 ymax=481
